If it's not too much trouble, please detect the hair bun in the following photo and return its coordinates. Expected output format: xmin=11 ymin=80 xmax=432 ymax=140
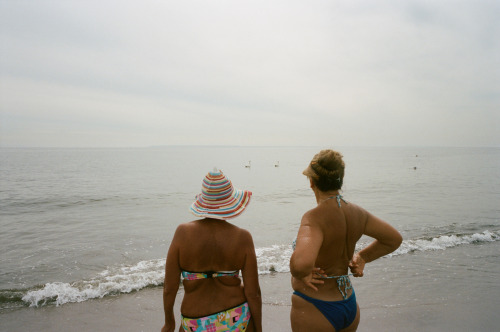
xmin=317 ymin=150 xmax=344 ymax=171
xmin=303 ymin=149 xmax=345 ymax=191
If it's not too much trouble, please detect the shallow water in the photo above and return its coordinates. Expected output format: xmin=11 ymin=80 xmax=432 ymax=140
xmin=0 ymin=146 xmax=499 ymax=313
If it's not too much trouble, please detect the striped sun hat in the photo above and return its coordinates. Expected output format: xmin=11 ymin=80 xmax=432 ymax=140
xmin=190 ymin=169 xmax=252 ymax=220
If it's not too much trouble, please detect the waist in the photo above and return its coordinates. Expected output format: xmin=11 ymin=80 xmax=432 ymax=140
xmin=181 ymin=301 xmax=249 ymax=319
xmin=318 ymin=273 xmax=352 ymax=279
xmin=181 ymin=291 xmax=247 ymax=317
xmin=293 ymin=289 xmax=356 ymax=303
xmin=292 ymin=274 xmax=353 ymax=300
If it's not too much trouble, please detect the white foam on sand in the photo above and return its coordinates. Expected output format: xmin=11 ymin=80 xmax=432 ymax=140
xmin=389 ymin=230 xmax=500 ymax=256
xmin=21 ymin=230 xmax=499 ymax=307
xmin=22 ymin=259 xmax=165 ymax=307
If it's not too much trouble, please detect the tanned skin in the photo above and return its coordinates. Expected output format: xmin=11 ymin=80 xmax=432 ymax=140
xmin=290 ymin=179 xmax=402 ymax=332
xmin=162 ymin=218 xmax=262 ymax=332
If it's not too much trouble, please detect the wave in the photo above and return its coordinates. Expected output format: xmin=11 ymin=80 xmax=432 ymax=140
xmin=0 ymin=196 xmax=111 ymax=215
xmin=2 ymin=229 xmax=498 ymax=310
xmin=255 ymin=245 xmax=293 ymax=274
xmin=20 ymin=259 xmax=165 ymax=308
xmin=389 ymin=229 xmax=500 ymax=257
xmin=0 ymin=193 xmax=180 ymax=215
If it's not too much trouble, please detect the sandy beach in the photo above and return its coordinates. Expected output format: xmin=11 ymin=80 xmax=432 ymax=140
xmin=2 ymin=264 xmax=498 ymax=332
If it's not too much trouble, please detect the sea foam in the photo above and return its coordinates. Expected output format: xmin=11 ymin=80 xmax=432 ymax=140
xmin=22 ymin=259 xmax=165 ymax=307
xmin=20 ymin=230 xmax=499 ymax=307
xmin=389 ymin=230 xmax=500 ymax=257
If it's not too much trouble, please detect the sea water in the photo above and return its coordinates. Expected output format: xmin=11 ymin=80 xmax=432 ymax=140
xmin=0 ymin=146 xmax=499 ymax=313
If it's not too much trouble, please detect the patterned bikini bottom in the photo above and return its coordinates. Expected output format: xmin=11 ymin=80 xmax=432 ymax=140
xmin=181 ymin=302 xmax=251 ymax=332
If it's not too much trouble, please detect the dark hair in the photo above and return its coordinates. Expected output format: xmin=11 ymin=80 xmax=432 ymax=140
xmin=307 ymin=150 xmax=345 ymax=191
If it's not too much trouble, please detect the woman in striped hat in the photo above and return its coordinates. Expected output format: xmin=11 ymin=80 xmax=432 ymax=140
xmin=162 ymin=169 xmax=262 ymax=332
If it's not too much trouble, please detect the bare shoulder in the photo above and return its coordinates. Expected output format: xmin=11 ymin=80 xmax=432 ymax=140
xmin=344 ymin=201 xmax=369 ymax=220
xmin=172 ymin=220 xmax=198 ymax=239
xmin=174 ymin=221 xmax=193 ymax=233
xmin=233 ymin=226 xmax=254 ymax=245
xmin=301 ymin=206 xmax=321 ymax=225
xmin=345 ymin=202 xmax=386 ymax=226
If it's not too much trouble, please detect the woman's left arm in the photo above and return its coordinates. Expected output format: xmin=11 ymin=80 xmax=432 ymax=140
xmin=241 ymin=230 xmax=262 ymax=332
xmin=161 ymin=226 xmax=182 ymax=332
xmin=290 ymin=212 xmax=324 ymax=290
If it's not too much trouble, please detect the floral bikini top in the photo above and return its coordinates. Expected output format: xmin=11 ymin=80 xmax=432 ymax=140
xmin=293 ymin=194 xmax=353 ymax=299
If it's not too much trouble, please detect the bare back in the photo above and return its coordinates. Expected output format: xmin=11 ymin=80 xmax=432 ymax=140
xmin=291 ymin=198 xmax=368 ymax=300
xmin=179 ymin=219 xmax=249 ymax=272
xmin=318 ymin=200 xmax=369 ymax=272
xmin=167 ymin=218 xmax=259 ymax=317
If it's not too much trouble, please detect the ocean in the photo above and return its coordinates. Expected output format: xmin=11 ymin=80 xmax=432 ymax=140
xmin=1 ymin=146 xmax=499 ymax=329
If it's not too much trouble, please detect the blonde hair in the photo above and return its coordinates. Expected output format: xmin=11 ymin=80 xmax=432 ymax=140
xmin=303 ymin=149 xmax=345 ymax=191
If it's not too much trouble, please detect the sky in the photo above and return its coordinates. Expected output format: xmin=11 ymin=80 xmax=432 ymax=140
xmin=1 ymin=0 xmax=499 ymax=148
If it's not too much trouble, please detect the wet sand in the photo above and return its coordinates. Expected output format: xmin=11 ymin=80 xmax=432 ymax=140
xmin=1 ymin=268 xmax=497 ymax=332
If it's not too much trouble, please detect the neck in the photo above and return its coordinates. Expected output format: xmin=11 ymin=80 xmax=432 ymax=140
xmin=313 ymin=189 xmax=340 ymax=204
xmin=203 ymin=217 xmax=227 ymax=223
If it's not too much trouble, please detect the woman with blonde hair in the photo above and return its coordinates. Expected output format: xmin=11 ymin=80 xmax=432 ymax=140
xmin=290 ymin=150 xmax=402 ymax=331
xmin=162 ymin=169 xmax=262 ymax=332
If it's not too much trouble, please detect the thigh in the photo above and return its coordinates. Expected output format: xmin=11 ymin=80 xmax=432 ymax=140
xmin=290 ymin=294 xmax=335 ymax=332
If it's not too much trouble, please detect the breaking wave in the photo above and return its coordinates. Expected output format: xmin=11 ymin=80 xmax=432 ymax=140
xmin=2 ymin=229 xmax=497 ymax=309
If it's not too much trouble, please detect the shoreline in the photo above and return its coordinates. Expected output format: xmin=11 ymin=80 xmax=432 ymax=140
xmin=2 ymin=265 xmax=498 ymax=332
xmin=0 ymin=287 xmax=492 ymax=332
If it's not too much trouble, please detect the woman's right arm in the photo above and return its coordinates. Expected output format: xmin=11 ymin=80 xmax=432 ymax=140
xmin=240 ymin=230 xmax=262 ymax=332
xmin=162 ymin=226 xmax=182 ymax=332
xmin=349 ymin=211 xmax=402 ymax=277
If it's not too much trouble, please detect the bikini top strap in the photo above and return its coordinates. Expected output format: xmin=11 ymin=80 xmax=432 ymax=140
xmin=182 ymin=270 xmax=239 ymax=280
xmin=336 ymin=194 xmax=347 ymax=208
xmin=326 ymin=194 xmax=347 ymax=207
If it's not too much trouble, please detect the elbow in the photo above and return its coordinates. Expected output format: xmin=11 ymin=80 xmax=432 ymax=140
xmin=163 ymin=287 xmax=179 ymax=306
xmin=163 ymin=280 xmax=180 ymax=297
xmin=396 ymin=231 xmax=403 ymax=247
xmin=289 ymin=258 xmax=311 ymax=279
xmin=289 ymin=264 xmax=302 ymax=278
xmin=391 ymin=232 xmax=403 ymax=251
xmin=379 ymin=231 xmax=403 ymax=255
xmin=244 ymin=286 xmax=261 ymax=302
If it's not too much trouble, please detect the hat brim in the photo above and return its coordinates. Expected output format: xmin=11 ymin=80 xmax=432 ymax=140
xmin=302 ymin=164 xmax=318 ymax=179
xmin=190 ymin=189 xmax=252 ymax=220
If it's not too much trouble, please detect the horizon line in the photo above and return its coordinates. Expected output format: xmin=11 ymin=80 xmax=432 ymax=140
xmin=1 ymin=144 xmax=499 ymax=149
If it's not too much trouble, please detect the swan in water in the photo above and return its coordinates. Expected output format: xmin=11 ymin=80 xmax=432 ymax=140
xmin=245 ymin=160 xmax=251 ymax=168
xmin=274 ymin=161 xmax=280 ymax=167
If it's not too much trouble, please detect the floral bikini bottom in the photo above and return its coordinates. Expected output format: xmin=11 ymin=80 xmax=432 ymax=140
xmin=181 ymin=302 xmax=251 ymax=332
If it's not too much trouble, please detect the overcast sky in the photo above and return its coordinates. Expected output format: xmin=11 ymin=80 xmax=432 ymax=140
xmin=1 ymin=0 xmax=499 ymax=147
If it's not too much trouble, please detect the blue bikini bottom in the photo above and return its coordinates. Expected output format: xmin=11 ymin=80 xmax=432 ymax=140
xmin=293 ymin=290 xmax=357 ymax=331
